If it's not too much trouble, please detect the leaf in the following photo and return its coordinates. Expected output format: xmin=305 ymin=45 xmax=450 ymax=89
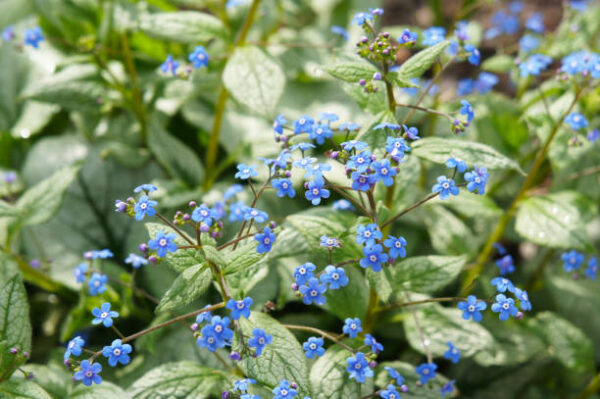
xmin=0 ymin=380 xmax=52 ymax=399
xmin=70 ymin=381 xmax=131 ymax=399
xmin=515 ymin=191 xmax=594 ymax=252
xmin=20 ymin=364 xmax=72 ymax=399
xmin=0 ymin=274 xmax=32 ymax=376
xmin=422 ymin=205 xmax=478 ymax=256
xmin=388 ymin=72 xmax=420 ymax=88
xmin=0 ymin=201 xmax=20 ymax=218
xmin=147 ymin=121 xmax=205 ymax=187
xmin=223 ymin=46 xmax=285 ymax=116
xmin=129 ymin=361 xmax=230 ymax=399
xmin=223 ymin=240 xmax=266 ymax=275
xmin=481 ymin=54 xmax=514 ymax=73
xmin=139 ymin=11 xmax=228 ymax=43
xmin=323 ymin=61 xmax=379 ymax=83
xmin=202 ymin=245 xmax=226 ymax=268
xmin=156 ymin=264 xmax=212 ymax=313
xmin=310 ymin=346 xmax=373 ymax=399
xmin=411 ymin=137 xmax=524 ymax=172
xmin=397 ymin=41 xmax=450 ymax=79
xmin=238 ymin=312 xmax=310 ymax=395
xmin=323 ymin=265 xmax=369 ymax=320
xmin=22 ymin=73 xmax=105 ymax=111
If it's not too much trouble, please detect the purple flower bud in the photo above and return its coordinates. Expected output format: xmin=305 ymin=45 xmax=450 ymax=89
xmin=189 ymin=201 xmax=197 ymax=208
xmin=115 ymin=200 xmax=127 ymax=213
xmin=400 ymin=385 xmax=409 ymax=392
xmin=27 ymin=372 xmax=34 ymax=380
xmin=373 ymin=87 xmax=379 ymax=92
xmin=284 ymin=170 xmax=292 ymax=177
xmin=190 ymin=323 xmax=199 ymax=331
xmin=229 ymin=351 xmax=241 ymax=361
xmin=377 ymin=41 xmax=383 ymax=47
xmin=9 ymin=347 xmax=18 ymax=354
xmin=217 ymin=221 xmax=224 ymax=228
xmin=210 ymin=231 xmax=218 ymax=238
xmin=29 ymin=259 xmax=40 ymax=269
xmin=148 ymin=255 xmax=158 ymax=264
xmin=138 ymin=243 xmax=149 ymax=253
xmin=330 ymin=151 xmax=339 ymax=159
xmin=516 ymin=311 xmax=524 ymax=320
xmin=382 ymin=49 xmax=390 ymax=55
xmin=222 ymin=392 xmax=231 ymax=399
xmin=127 ymin=197 xmax=135 ymax=203
xmin=368 ymin=45 xmax=374 ymax=52
xmin=291 ymin=282 xmax=299 ymax=291
xmin=64 ymin=358 xmax=70 ymax=367
xmin=290 ymin=382 xmax=298 ymax=389
xmin=369 ymin=361 xmax=377 ymax=368
xmin=23 ymin=351 xmax=29 ymax=359
xmin=359 ymin=79 xmax=366 ymax=86
xmin=383 ymin=32 xmax=390 ymax=38
xmin=304 ymin=182 xmax=309 ymax=189
xmin=269 ymin=221 xmax=276 ymax=229
xmin=183 ymin=213 xmax=191 ymax=221
xmin=373 ymin=72 xmax=382 ymax=80
xmin=175 ymin=210 xmax=182 ymax=217
xmin=200 ymin=224 xmax=210 ymax=233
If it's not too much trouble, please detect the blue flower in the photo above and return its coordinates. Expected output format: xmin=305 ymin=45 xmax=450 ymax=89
xmin=2 ymin=25 xmax=14 ymax=42
xmin=331 ymin=26 xmax=349 ymax=41
xmin=224 ymin=184 xmax=243 ymax=200
xmin=88 ymin=273 xmax=107 ymax=296
xmin=305 ymin=180 xmax=330 ymax=205
xmin=495 ymin=254 xmax=515 ymax=275
xmin=74 ymin=263 xmax=88 ymax=283
xmin=385 ymin=137 xmax=410 ymax=160
xmin=134 ymin=195 xmax=157 ymax=221
xmin=398 ymin=29 xmax=418 ymax=45
xmin=441 ymin=380 xmax=456 ymax=398
xmin=191 ymin=204 xmax=215 ymax=225
xmin=241 ymin=395 xmax=260 ymax=399
xmin=519 ymin=54 xmax=552 ymax=77
xmin=188 ymin=46 xmax=209 ymax=68
xmin=255 ymin=227 xmax=276 ymax=253
xmin=233 ymin=378 xmax=256 ymax=392
xmin=347 ymin=150 xmax=372 ymax=173
xmin=24 ymin=27 xmax=44 ymax=48
xmin=294 ymin=263 xmax=316 ymax=286
xmin=465 ymin=44 xmax=480 ymax=65
xmin=73 ymin=360 xmax=102 ymax=386
xmin=303 ymin=337 xmax=325 ymax=358
xmin=148 ymin=230 xmax=177 ymax=258
xmin=235 ymin=164 xmax=258 ymax=180
xmin=360 ymin=244 xmax=389 ymax=272
xmin=432 ymin=176 xmax=459 ymax=200
xmin=416 ymin=362 xmax=437 ymax=384
xmin=371 ymin=159 xmax=397 ymax=186
xmin=458 ymin=295 xmax=487 ymax=322
xmin=134 ymin=184 xmax=158 ymax=193
xmin=520 ymin=34 xmax=540 ymax=52
xmin=351 ymin=172 xmax=374 ymax=192
xmin=229 ymin=201 xmax=247 ymax=222
xmin=125 ymin=254 xmax=148 ymax=269
xmin=92 ymin=303 xmax=119 ymax=328
xmin=209 ymin=316 xmax=234 ymax=342
xmin=341 ymin=140 xmax=368 ymax=152
xmin=446 ymin=158 xmax=468 ymax=172
xmin=525 ymin=12 xmax=544 ymax=33
xmin=195 ymin=306 xmax=213 ymax=324
xmin=356 ymin=224 xmax=382 ymax=246
xmin=444 ymin=341 xmax=460 ymax=363
xmin=565 ymin=112 xmax=588 ymax=130
xmin=586 ymin=257 xmax=598 ymax=280
xmin=320 ymin=265 xmax=349 ymax=290
xmin=309 ymin=123 xmax=333 ymax=145
xmin=491 ymin=277 xmax=515 ymax=293
xmin=273 ymin=114 xmax=287 ymax=134
xmin=514 ymin=288 xmax=532 ymax=311
xmin=339 ymin=122 xmax=361 ymax=132
xmin=423 ymin=26 xmax=446 ymax=46
xmin=248 ymin=328 xmax=272 ymax=356
xmin=319 ymin=112 xmax=339 ymax=123
xmin=379 ymin=384 xmax=400 ymax=399
xmin=102 ymin=339 xmax=132 ymax=367
xmin=293 ymin=155 xmax=315 ymax=169
xmin=475 ymin=72 xmax=499 ymax=93
xmin=569 ymin=0 xmax=591 ymax=10
xmin=272 ymin=178 xmax=295 ymax=198
xmin=364 ymin=334 xmax=383 ymax=354
xmin=226 ymin=297 xmax=253 ymax=320
xmin=320 ymin=235 xmax=340 ymax=249
xmin=587 ymin=130 xmax=599 ymax=142
xmin=493 ymin=242 xmax=507 ymax=255
xmin=402 ymin=125 xmax=420 ymax=140
xmin=346 ymin=352 xmax=373 ymax=383
xmin=374 ymin=122 xmax=401 ymax=131
xmin=465 ymin=166 xmax=489 ymax=195
xmin=245 ymin=207 xmax=269 ymax=223
xmin=197 ymin=324 xmax=228 ymax=352
xmin=299 ymin=277 xmax=328 ymax=305
xmin=160 ymin=55 xmax=179 ymax=76
xmin=304 ymin=163 xmax=331 ymax=181
xmin=343 ymin=318 xmax=362 ymax=338
xmin=85 ymin=249 xmax=114 ymax=259
xmin=352 ymin=12 xmax=373 ymax=26
xmin=561 ymin=250 xmax=585 ymax=272
xmin=457 ymin=78 xmax=475 ymax=96
xmin=332 ymin=199 xmax=354 ymax=211
xmin=384 ymin=366 xmax=405 ymax=386
xmin=64 ymin=336 xmax=85 ymax=359
xmin=460 ymin=99 xmax=474 ymax=123
xmin=383 ymin=235 xmax=407 ymax=259
xmin=492 ymin=294 xmax=519 ymax=321
xmin=294 ymin=115 xmax=315 ymax=134
xmin=273 ymin=379 xmax=297 ymax=399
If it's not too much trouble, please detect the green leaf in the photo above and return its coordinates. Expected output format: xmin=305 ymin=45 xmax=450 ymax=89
xmin=238 ymin=312 xmax=310 ymax=395
xmin=515 ymin=191 xmax=594 ymax=252
xmin=156 ymin=264 xmax=212 ymax=313
xmin=15 ymin=164 xmax=80 ymax=227
xmin=147 ymin=121 xmax=205 ymax=187
xmin=0 ymin=380 xmax=52 ymax=399
xmin=223 ymin=240 xmax=266 ymax=275
xmin=19 ymin=364 xmax=72 ymax=399
xmin=422 ymin=205 xmax=478 ymax=256
xmin=129 ymin=361 xmax=230 ymax=399
xmin=323 ymin=61 xmax=379 ymax=83
xmin=70 ymin=381 xmax=131 ymax=399
xmin=481 ymin=54 xmax=514 ymax=73
xmin=0 ymin=274 xmax=31 ymax=376
xmin=397 ymin=41 xmax=450 ymax=79
xmin=139 ymin=11 xmax=228 ymax=43
xmin=323 ymin=265 xmax=369 ymax=320
xmin=411 ymin=137 xmax=524 ymax=172
xmin=202 ymin=245 xmax=226 ymax=268
xmin=0 ymin=201 xmax=20 ymax=218
xmin=388 ymin=72 xmax=420 ymax=88
xmin=310 ymin=346 xmax=373 ymax=399
xmin=223 ymin=46 xmax=285 ymax=116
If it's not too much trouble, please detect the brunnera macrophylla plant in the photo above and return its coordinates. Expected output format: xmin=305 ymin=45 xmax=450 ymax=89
xmin=0 ymin=1 xmax=600 ymax=399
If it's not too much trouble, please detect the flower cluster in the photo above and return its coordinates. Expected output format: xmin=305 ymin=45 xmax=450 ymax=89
xmin=561 ymin=250 xmax=597 ymax=280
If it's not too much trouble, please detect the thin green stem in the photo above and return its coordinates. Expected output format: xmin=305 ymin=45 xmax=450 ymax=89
xmin=283 ymin=324 xmax=356 ymax=353
xmin=380 ymin=192 xmax=440 ymax=229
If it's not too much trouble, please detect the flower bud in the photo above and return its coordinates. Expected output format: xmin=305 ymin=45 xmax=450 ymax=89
xmin=291 ymin=282 xmax=299 ymax=291
xmin=200 ymin=224 xmax=210 ymax=233
xmin=138 ymin=243 xmax=149 ymax=253
xmin=369 ymin=361 xmax=377 ymax=368
xmin=229 ymin=351 xmax=241 ymax=361
xmin=189 ymin=201 xmax=197 ymax=208
xmin=269 ymin=221 xmax=276 ymax=229
xmin=358 ymin=79 xmax=366 ymax=86
xmin=183 ymin=213 xmax=191 ymax=221
xmin=373 ymin=72 xmax=382 ymax=81
xmin=222 ymin=392 xmax=231 ymax=399
xmin=400 ymin=385 xmax=409 ymax=392
xmin=190 ymin=323 xmax=199 ymax=331
xmin=9 ymin=347 xmax=18 ymax=354
xmin=148 ymin=255 xmax=158 ymax=264
xmin=290 ymin=382 xmax=298 ymax=389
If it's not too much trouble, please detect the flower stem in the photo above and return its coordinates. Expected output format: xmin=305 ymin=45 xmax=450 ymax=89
xmin=283 ymin=324 xmax=356 ymax=353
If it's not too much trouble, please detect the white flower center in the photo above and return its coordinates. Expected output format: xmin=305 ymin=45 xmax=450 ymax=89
xmin=236 ymin=302 xmax=245 ymax=309
xmin=263 ymin=238 xmax=270 ymax=244
xmin=468 ymin=305 xmax=475 ymax=312
xmin=370 ymin=255 xmax=377 ymax=262
xmin=312 ymin=188 xmax=319 ymax=195
xmin=310 ymin=343 xmax=316 ymax=349
xmin=101 ymin=312 xmax=108 ymax=318
xmin=310 ymin=290 xmax=318 ymax=297
xmin=159 ymin=239 xmax=167 ymax=246
xmin=502 ymin=303 xmax=510 ymax=310
xmin=113 ymin=348 xmax=121 ymax=356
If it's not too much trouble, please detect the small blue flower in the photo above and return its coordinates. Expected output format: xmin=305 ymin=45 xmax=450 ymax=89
xmin=475 ymin=72 xmax=499 ymax=94
xmin=423 ymin=26 xmax=446 ymax=46
xmin=519 ymin=54 xmax=552 ymax=77
xmin=371 ymin=159 xmax=397 ymax=186
xmin=64 ymin=336 xmax=85 ymax=359
xmin=383 ymin=235 xmax=407 ymax=259
xmin=385 ymin=136 xmax=410 ymax=160
xmin=493 ymin=242 xmax=507 ymax=255
xmin=460 ymin=99 xmax=474 ymax=123
xmin=290 ymin=143 xmax=316 ymax=153
xmin=92 ymin=303 xmax=119 ymax=328
xmin=294 ymin=115 xmax=315 ymax=134
xmin=24 ymin=27 xmax=44 ymax=48
xmin=331 ymin=25 xmax=349 ymax=41
xmin=351 ymin=172 xmax=374 ymax=192
xmin=248 ymin=328 xmax=272 ymax=356
xmin=402 ymin=125 xmax=420 ymax=140
xmin=384 ymin=366 xmax=405 ymax=386
xmin=318 ymin=112 xmax=339 ymax=123
xmin=125 ymin=254 xmax=148 ymax=269
xmin=492 ymin=294 xmax=519 ymax=321
xmin=320 ymin=235 xmax=340 ymax=249
xmin=347 ymin=150 xmax=372 ymax=173
xmin=339 ymin=122 xmax=361 ymax=132
xmin=235 ymin=164 xmax=258 ymax=180
xmin=587 ymin=130 xmax=599 ymax=142
xmin=364 ymin=334 xmax=383 ymax=354
xmin=134 ymin=184 xmax=158 ymax=193
xmin=294 ymin=263 xmax=316 ymax=286
xmin=305 ymin=179 xmax=330 ymax=206
xmin=303 ymin=337 xmax=325 ymax=358
xmin=432 ymin=176 xmax=459 ymax=200
xmin=465 ymin=166 xmax=489 ymax=195
xmin=309 ymin=123 xmax=333 ymax=145
xmin=332 ymin=199 xmax=354 ymax=211
xmin=88 ymin=273 xmax=107 ymax=296
xmin=134 ymin=195 xmax=157 ymax=221
xmin=226 ymin=297 xmax=253 ymax=320
xmin=441 ymin=380 xmax=456 ymax=398
xmin=514 ymin=288 xmax=532 ymax=311
xmin=74 ymin=263 xmax=88 ymax=283
xmin=148 ymin=230 xmax=178 ymax=258
xmin=341 ymin=140 xmax=368 ymax=152
xmin=188 ymin=46 xmax=209 ymax=68
xmin=457 ymin=78 xmax=475 ymax=96
xmin=209 ymin=316 xmax=234 ymax=342
xmin=374 ymin=122 xmax=401 ymax=131
xmin=304 ymin=163 xmax=331 ymax=181
xmin=565 ymin=112 xmax=588 ymax=130
xmin=73 ymin=360 xmax=102 ymax=386
xmin=85 ymin=249 xmax=114 ymax=259
xmin=458 ymin=295 xmax=487 ymax=322
xmin=446 ymin=158 xmax=468 ymax=172
xmin=229 ymin=201 xmax=247 ymax=222
xmin=352 ymin=12 xmax=373 ymax=26
xmin=195 ymin=306 xmax=213 ymax=324
xmin=160 ymin=55 xmax=179 ymax=76
xmin=464 ymin=44 xmax=480 ymax=65
xmin=2 ymin=25 xmax=14 ymax=42
xmin=561 ymin=250 xmax=585 ymax=272
xmin=272 ymin=178 xmax=295 ymax=198
xmin=343 ymin=318 xmax=362 ymax=338
xmin=192 ymin=204 xmax=216 ymax=226
xmin=416 ymin=362 xmax=437 ymax=384
xmin=273 ymin=379 xmax=297 ymax=399
xmin=346 ymin=352 xmax=373 ymax=383
xmin=255 ymin=226 xmax=276 ymax=253
xmin=233 ymin=378 xmax=256 ymax=392
xmin=525 ymin=12 xmax=544 ymax=33
xmin=444 ymin=341 xmax=460 ymax=363
xmin=491 ymin=277 xmax=515 ymax=293
xmin=273 ymin=114 xmax=287 ymax=134
xmin=398 ymin=29 xmax=418 ymax=45
xmin=244 ymin=207 xmax=269 ymax=223
xmin=197 ymin=324 xmax=228 ymax=352
xmin=356 ymin=224 xmax=382 ymax=246
xmin=224 ymin=184 xmax=243 ymax=200
xmin=320 ymin=265 xmax=349 ymax=290
xmin=299 ymin=277 xmax=327 ymax=305
xmin=586 ymin=257 xmax=598 ymax=280
xmin=496 ymin=254 xmax=515 ymax=275
xmin=241 ymin=394 xmax=260 ymax=399
xmin=520 ymin=34 xmax=540 ymax=52
xmin=102 ymin=339 xmax=132 ymax=367
xmin=379 ymin=384 xmax=400 ymax=399
xmin=360 ymin=244 xmax=389 ymax=272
